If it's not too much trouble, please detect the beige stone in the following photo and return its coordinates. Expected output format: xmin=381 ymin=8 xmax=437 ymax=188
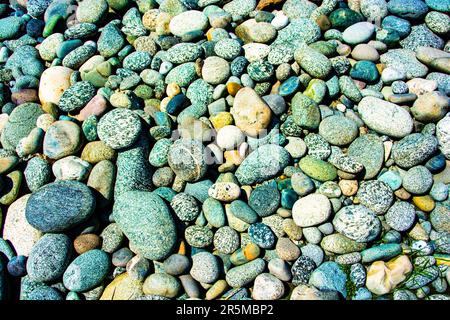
xmin=100 ymin=273 xmax=144 ymax=300
xmin=231 ymin=87 xmax=271 ymax=137
xmin=38 ymin=66 xmax=73 ymax=105
xmin=366 ymin=255 xmax=413 ymax=295
xmin=3 ymin=194 xmax=43 ymax=256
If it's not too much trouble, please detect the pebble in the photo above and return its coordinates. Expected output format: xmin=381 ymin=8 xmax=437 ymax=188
xmin=292 ymin=194 xmax=331 ymax=227
xmin=97 ymin=108 xmax=142 ymax=149
xmin=332 ymin=205 xmax=381 ymax=242
xmin=357 ymin=180 xmax=394 ymax=214
xmin=27 ymin=234 xmax=72 ymax=282
xmin=309 ymin=261 xmax=348 ymax=298
xmin=63 ymin=249 xmax=110 ymax=292
xmin=358 ymin=96 xmax=413 ymax=138
xmin=25 ymin=180 xmax=95 ymax=233
xmin=252 ymin=273 xmax=284 ymax=300
xmin=113 ymin=191 xmax=177 ymax=260
xmin=386 ymin=201 xmax=417 ymax=232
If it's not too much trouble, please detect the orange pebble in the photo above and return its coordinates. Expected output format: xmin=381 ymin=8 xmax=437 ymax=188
xmin=178 ymin=240 xmax=186 ymax=255
xmin=227 ymin=82 xmax=242 ymax=96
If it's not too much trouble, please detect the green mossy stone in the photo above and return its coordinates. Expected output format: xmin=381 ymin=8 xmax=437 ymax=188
xmin=329 ymin=8 xmax=364 ymax=30
xmin=113 ymin=190 xmax=177 ymax=260
xmin=98 ymin=23 xmax=125 ymax=58
xmin=63 ymin=249 xmax=111 ymax=292
xmin=299 ymin=156 xmax=337 ymax=182
xmin=291 ymin=93 xmax=321 ymax=130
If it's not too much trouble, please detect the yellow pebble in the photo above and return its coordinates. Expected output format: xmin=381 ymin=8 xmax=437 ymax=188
xmin=210 ymin=112 xmax=233 ymax=130
xmin=160 ymin=97 xmax=171 ymax=112
xmin=243 ymin=243 xmax=260 ymax=260
xmin=226 ymin=82 xmax=242 ymax=96
xmin=41 ymin=102 xmax=59 ymax=118
xmin=166 ymin=82 xmax=181 ymax=98
xmin=224 ymin=150 xmax=244 ymax=166
xmin=376 ymin=63 xmax=386 ymax=74
xmin=412 ymin=195 xmax=435 ymax=212
xmin=205 ymin=280 xmax=228 ymax=300
xmin=206 ymin=28 xmax=215 ymax=41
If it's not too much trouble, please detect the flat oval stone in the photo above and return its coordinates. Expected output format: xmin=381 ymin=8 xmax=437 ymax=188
xmin=26 ymin=234 xmax=72 ymax=282
xmin=358 ymin=97 xmax=413 ymax=138
xmin=25 ymin=180 xmax=96 ymax=233
xmin=392 ymin=133 xmax=439 ymax=169
xmin=235 ymin=144 xmax=290 ymax=185
xmin=63 ymin=249 xmax=111 ymax=292
xmin=113 ymin=190 xmax=177 ymax=260
xmin=190 ymin=252 xmax=220 ymax=284
xmin=225 ymin=258 xmax=265 ymax=288
xmin=298 ymin=156 xmax=337 ymax=182
xmin=97 ymin=108 xmax=142 ymax=149
xmin=293 ymin=194 xmax=332 ymax=227
xmin=169 ymin=10 xmax=208 ymax=40
xmin=320 ymin=233 xmax=367 ymax=254
xmin=342 ymin=22 xmax=376 ymax=45
xmin=385 ymin=201 xmax=416 ymax=232
xmin=58 ymin=81 xmax=96 ymax=113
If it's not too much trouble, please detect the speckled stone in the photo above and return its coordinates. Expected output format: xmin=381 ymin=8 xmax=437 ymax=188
xmin=357 ymin=180 xmax=393 ymax=214
xmin=235 ymin=144 xmax=290 ymax=185
xmin=291 ymin=256 xmax=316 ymax=286
xmin=190 ymin=252 xmax=220 ymax=284
xmin=309 ymin=261 xmax=348 ymax=298
xmin=332 ymin=205 xmax=381 ymax=242
xmin=400 ymin=24 xmax=444 ymax=52
xmin=166 ymin=43 xmax=202 ymax=64
xmin=25 ymin=180 xmax=95 ymax=233
xmin=248 ymin=184 xmax=280 ymax=217
xmin=24 ymin=157 xmax=51 ymax=192
xmin=380 ymin=49 xmax=428 ymax=79
xmin=358 ymin=96 xmax=413 ymax=138
xmin=171 ymin=192 xmax=200 ymax=222
xmin=402 ymin=165 xmax=433 ymax=195
xmin=294 ymin=43 xmax=332 ymax=79
xmin=392 ymin=133 xmax=439 ymax=169
xmin=226 ymin=258 xmax=265 ymax=288
xmin=114 ymin=135 xmax=153 ymax=197
xmin=97 ymin=108 xmax=142 ymax=150
xmin=385 ymin=201 xmax=416 ymax=232
xmin=319 ymin=115 xmax=358 ymax=146
xmin=249 ymin=222 xmax=276 ymax=249
xmin=113 ymin=190 xmax=177 ymax=260
xmin=63 ymin=249 xmax=111 ymax=292
xmin=184 ymin=225 xmax=214 ymax=248
xmin=273 ymin=18 xmax=321 ymax=49
xmin=26 ymin=234 xmax=72 ymax=282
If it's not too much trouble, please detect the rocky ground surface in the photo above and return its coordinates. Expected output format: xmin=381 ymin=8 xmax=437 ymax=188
xmin=0 ymin=0 xmax=449 ymax=301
